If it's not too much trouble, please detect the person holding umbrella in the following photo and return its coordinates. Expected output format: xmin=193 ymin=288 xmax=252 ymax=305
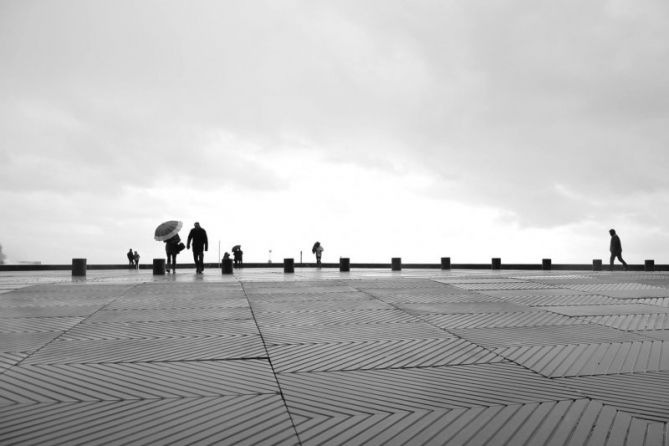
xmin=232 ymin=245 xmax=243 ymax=268
xmin=154 ymin=220 xmax=184 ymax=273
xmin=187 ymin=222 xmax=208 ymax=274
xmin=312 ymin=241 xmax=324 ymax=268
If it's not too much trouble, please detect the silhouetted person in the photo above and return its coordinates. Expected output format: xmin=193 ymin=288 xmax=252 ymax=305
xmin=127 ymin=249 xmax=134 ymax=268
xmin=133 ymin=251 xmax=140 ymax=270
xmin=232 ymin=245 xmax=243 ymax=267
xmin=609 ymin=229 xmax=628 ymax=271
xmin=164 ymin=234 xmax=182 ymax=273
xmin=222 ymin=252 xmax=230 ymax=261
xmin=312 ymin=241 xmax=323 ymax=268
xmin=187 ymin=222 xmax=209 ymax=274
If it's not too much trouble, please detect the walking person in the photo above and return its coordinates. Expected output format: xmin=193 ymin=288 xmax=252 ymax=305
xmin=312 ymin=241 xmax=324 ymax=268
xmin=187 ymin=222 xmax=209 ymax=274
xmin=165 ymin=234 xmax=183 ymax=273
xmin=127 ymin=249 xmax=134 ymax=268
xmin=232 ymin=245 xmax=243 ymax=268
xmin=609 ymin=229 xmax=628 ymax=271
xmin=133 ymin=250 xmax=140 ymax=270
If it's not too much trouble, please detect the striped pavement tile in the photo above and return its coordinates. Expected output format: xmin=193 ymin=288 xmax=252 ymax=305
xmin=0 ymin=331 xmax=63 ymax=354
xmin=22 ymin=335 xmax=267 ymax=364
xmin=244 ymin=285 xmax=358 ymax=295
xmin=0 ymin=395 xmax=298 ymax=445
xmin=451 ymin=324 xmax=648 ymax=348
xmin=565 ymin=283 xmax=669 ymax=292
xmin=59 ymin=319 xmax=259 ymax=341
xmin=593 ymin=289 xmax=669 ymax=299
xmin=420 ymin=311 xmax=585 ymax=329
xmin=0 ymin=296 xmax=116 ymax=308
xmin=268 ymin=338 xmax=502 ymax=372
xmin=277 ymin=362 xmax=583 ymax=414
xmin=0 ymin=359 xmax=278 ymax=405
xmin=558 ymin=371 xmax=669 ymax=422
xmin=260 ymin=322 xmax=454 ymax=345
xmin=396 ymin=301 xmax=538 ymax=315
xmin=6 ymin=283 xmax=133 ymax=298
xmin=107 ymin=297 xmax=249 ymax=310
xmin=0 ymin=305 xmax=104 ymax=318
xmin=362 ymin=290 xmax=500 ymax=304
xmin=245 ymin=291 xmax=375 ymax=303
xmin=495 ymin=341 xmax=669 ymax=377
xmin=84 ymin=306 xmax=253 ymax=323
xmin=540 ymin=304 xmax=669 ymax=316
xmin=289 ymin=399 xmax=667 ymax=446
xmin=250 ymin=298 xmax=395 ymax=313
xmin=579 ymin=313 xmax=669 ymax=331
xmin=0 ymin=316 xmax=83 ymax=333
xmin=254 ymin=309 xmax=421 ymax=327
xmin=451 ymin=282 xmax=558 ymax=291
xmin=352 ymin=279 xmax=453 ymax=289
xmin=433 ymin=278 xmax=528 ymax=284
xmin=482 ymin=290 xmax=622 ymax=306
xmin=635 ymin=297 xmax=669 ymax=307
xmin=0 ymin=352 xmax=27 ymax=374
xmin=635 ymin=330 xmax=669 ymax=341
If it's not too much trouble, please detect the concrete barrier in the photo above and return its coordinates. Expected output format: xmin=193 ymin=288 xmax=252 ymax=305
xmin=284 ymin=258 xmax=294 ymax=273
xmin=153 ymin=258 xmax=166 ymax=275
xmin=339 ymin=258 xmax=350 ymax=272
xmin=645 ymin=259 xmax=655 ymax=272
xmin=441 ymin=257 xmax=451 ymax=270
xmin=542 ymin=258 xmax=552 ymax=270
xmin=491 ymin=258 xmax=501 ymax=270
xmin=593 ymin=259 xmax=603 ymax=271
xmin=391 ymin=258 xmax=402 ymax=271
xmin=221 ymin=258 xmax=233 ymax=274
xmin=72 ymin=258 xmax=86 ymax=277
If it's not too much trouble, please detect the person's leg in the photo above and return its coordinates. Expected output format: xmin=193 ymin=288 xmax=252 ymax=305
xmin=192 ymin=251 xmax=199 ymax=272
xmin=618 ymin=254 xmax=628 ymax=269
xmin=199 ymin=252 xmax=204 ymax=272
xmin=609 ymin=254 xmax=615 ymax=270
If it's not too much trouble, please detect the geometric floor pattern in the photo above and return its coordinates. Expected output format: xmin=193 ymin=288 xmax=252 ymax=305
xmin=3 ymin=268 xmax=669 ymax=444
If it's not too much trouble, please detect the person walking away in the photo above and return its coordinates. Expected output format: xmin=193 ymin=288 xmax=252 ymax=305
xmin=312 ymin=241 xmax=324 ymax=268
xmin=609 ymin=229 xmax=628 ymax=271
xmin=127 ymin=249 xmax=134 ymax=268
xmin=187 ymin=222 xmax=209 ymax=274
xmin=164 ymin=234 xmax=182 ymax=273
xmin=133 ymin=251 xmax=140 ymax=270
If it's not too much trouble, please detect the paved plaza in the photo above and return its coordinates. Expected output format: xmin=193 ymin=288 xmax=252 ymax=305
xmin=2 ymin=267 xmax=669 ymax=445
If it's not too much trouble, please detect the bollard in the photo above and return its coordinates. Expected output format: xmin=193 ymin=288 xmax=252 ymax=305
xmin=72 ymin=258 xmax=87 ymax=277
xmin=491 ymin=258 xmax=501 ymax=270
xmin=284 ymin=258 xmax=295 ymax=273
xmin=441 ymin=257 xmax=451 ymax=270
xmin=340 ymin=258 xmax=350 ymax=272
xmin=542 ymin=258 xmax=552 ymax=270
xmin=391 ymin=258 xmax=402 ymax=271
xmin=645 ymin=259 xmax=655 ymax=272
xmin=593 ymin=259 xmax=602 ymax=271
xmin=153 ymin=258 xmax=166 ymax=275
xmin=221 ymin=258 xmax=233 ymax=274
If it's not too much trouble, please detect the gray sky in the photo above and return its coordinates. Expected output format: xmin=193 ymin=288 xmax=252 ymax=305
xmin=1 ymin=0 xmax=668 ymax=264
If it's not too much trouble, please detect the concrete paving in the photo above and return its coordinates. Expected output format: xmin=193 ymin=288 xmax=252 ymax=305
xmin=2 ymin=268 xmax=669 ymax=445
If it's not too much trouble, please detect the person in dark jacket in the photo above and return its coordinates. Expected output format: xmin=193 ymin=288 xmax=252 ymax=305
xmin=127 ymin=249 xmax=134 ymax=268
xmin=187 ymin=222 xmax=209 ymax=274
xmin=165 ymin=234 xmax=182 ymax=273
xmin=609 ymin=229 xmax=628 ymax=271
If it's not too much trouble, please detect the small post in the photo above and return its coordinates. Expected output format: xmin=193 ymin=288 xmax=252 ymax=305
xmin=542 ymin=258 xmax=552 ymax=270
xmin=72 ymin=258 xmax=87 ymax=277
xmin=391 ymin=257 xmax=402 ymax=271
xmin=284 ymin=258 xmax=295 ymax=273
xmin=645 ymin=259 xmax=655 ymax=272
xmin=153 ymin=258 xmax=166 ymax=275
xmin=441 ymin=257 xmax=451 ymax=270
xmin=491 ymin=258 xmax=501 ymax=270
xmin=340 ymin=258 xmax=350 ymax=272
xmin=593 ymin=259 xmax=602 ymax=271
xmin=221 ymin=258 xmax=233 ymax=274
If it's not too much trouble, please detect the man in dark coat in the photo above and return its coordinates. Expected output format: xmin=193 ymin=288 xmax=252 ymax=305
xmin=127 ymin=249 xmax=134 ymax=268
xmin=609 ymin=229 xmax=628 ymax=271
xmin=187 ymin=222 xmax=208 ymax=274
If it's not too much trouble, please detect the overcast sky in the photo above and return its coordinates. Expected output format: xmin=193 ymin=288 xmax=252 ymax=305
xmin=1 ymin=0 xmax=668 ymax=265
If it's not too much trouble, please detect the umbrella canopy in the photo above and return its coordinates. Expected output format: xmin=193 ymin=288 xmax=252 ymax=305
xmin=154 ymin=220 xmax=183 ymax=241
xmin=232 ymin=245 xmax=241 ymax=251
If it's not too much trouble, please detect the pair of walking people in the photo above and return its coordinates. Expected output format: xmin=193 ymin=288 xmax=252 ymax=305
xmin=163 ymin=222 xmax=208 ymax=273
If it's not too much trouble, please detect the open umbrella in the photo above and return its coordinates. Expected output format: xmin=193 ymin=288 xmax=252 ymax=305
xmin=232 ymin=245 xmax=241 ymax=251
xmin=154 ymin=220 xmax=183 ymax=241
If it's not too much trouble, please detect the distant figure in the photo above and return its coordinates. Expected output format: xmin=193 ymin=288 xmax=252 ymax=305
xmin=609 ymin=229 xmax=628 ymax=271
xmin=222 ymin=252 xmax=230 ymax=261
xmin=232 ymin=245 xmax=243 ymax=268
xmin=127 ymin=249 xmax=134 ymax=268
xmin=187 ymin=222 xmax=209 ymax=274
xmin=133 ymin=251 xmax=140 ymax=270
xmin=312 ymin=241 xmax=324 ymax=267
xmin=164 ymin=234 xmax=182 ymax=273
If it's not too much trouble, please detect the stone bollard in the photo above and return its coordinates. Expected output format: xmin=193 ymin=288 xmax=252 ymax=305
xmin=153 ymin=258 xmax=166 ymax=275
xmin=221 ymin=258 xmax=233 ymax=274
xmin=441 ymin=257 xmax=451 ymax=270
xmin=645 ymin=259 xmax=655 ymax=272
xmin=491 ymin=258 xmax=501 ymax=270
xmin=593 ymin=259 xmax=602 ymax=271
xmin=542 ymin=258 xmax=552 ymax=270
xmin=339 ymin=258 xmax=350 ymax=272
xmin=391 ymin=258 xmax=402 ymax=271
xmin=72 ymin=258 xmax=87 ymax=277
xmin=284 ymin=258 xmax=295 ymax=273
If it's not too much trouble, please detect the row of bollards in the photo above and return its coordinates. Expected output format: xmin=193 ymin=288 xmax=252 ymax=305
xmin=70 ymin=257 xmax=660 ymax=276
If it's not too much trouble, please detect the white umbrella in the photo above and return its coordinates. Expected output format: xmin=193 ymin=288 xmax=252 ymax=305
xmin=154 ymin=220 xmax=183 ymax=241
